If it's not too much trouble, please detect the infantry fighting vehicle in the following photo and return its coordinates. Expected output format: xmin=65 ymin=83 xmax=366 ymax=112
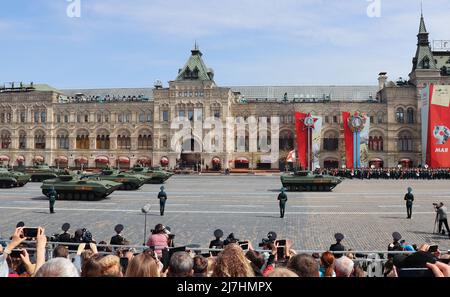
xmin=0 ymin=166 xmax=31 ymax=188
xmin=280 ymin=171 xmax=343 ymax=192
xmin=87 ymin=169 xmax=150 ymax=190
xmin=128 ymin=166 xmax=173 ymax=184
xmin=23 ymin=164 xmax=63 ymax=182
xmin=41 ymin=175 xmax=122 ymax=201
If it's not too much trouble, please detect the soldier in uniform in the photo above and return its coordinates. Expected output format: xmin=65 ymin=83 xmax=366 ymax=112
xmin=48 ymin=186 xmax=57 ymax=214
xmin=277 ymin=187 xmax=288 ymax=218
xmin=404 ymin=187 xmax=414 ymax=219
xmin=388 ymin=232 xmax=403 ymax=259
xmin=158 ymin=186 xmax=167 ymax=216
xmin=329 ymin=233 xmax=345 ymax=258
xmin=209 ymin=229 xmax=224 ymax=249
xmin=110 ymin=224 xmax=128 ymax=246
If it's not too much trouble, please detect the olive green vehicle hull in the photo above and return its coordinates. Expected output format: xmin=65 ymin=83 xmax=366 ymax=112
xmin=128 ymin=167 xmax=173 ymax=184
xmin=281 ymin=173 xmax=343 ymax=192
xmin=0 ymin=169 xmax=31 ymax=188
xmin=87 ymin=170 xmax=151 ymax=190
xmin=41 ymin=176 xmax=122 ymax=201
xmin=22 ymin=166 xmax=63 ymax=182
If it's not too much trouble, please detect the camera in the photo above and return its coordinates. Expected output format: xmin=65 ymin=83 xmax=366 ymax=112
xmin=81 ymin=228 xmax=93 ymax=243
xmin=258 ymin=238 xmax=273 ymax=248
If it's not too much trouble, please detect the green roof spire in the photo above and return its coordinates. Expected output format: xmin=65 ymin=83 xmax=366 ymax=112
xmin=176 ymin=44 xmax=214 ymax=81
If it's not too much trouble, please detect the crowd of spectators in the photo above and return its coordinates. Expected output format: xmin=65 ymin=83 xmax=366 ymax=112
xmin=1 ymin=223 xmax=449 ymax=278
xmin=316 ymin=167 xmax=450 ymax=180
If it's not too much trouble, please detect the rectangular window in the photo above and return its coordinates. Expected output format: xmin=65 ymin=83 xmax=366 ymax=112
xmin=118 ymin=114 xmax=123 ymax=123
xmin=77 ymin=115 xmax=81 ymax=123
xmin=333 ymin=116 xmax=338 ymax=123
xmin=147 ymin=113 xmax=152 ymax=122
xmin=84 ymin=115 xmax=89 ymax=122
xmin=57 ymin=115 xmax=61 ymax=123
xmin=105 ymin=115 xmax=109 ymax=123
xmin=64 ymin=115 xmax=69 ymax=123
xmin=97 ymin=114 xmax=102 ymax=123
xmin=34 ymin=112 xmax=40 ymax=123
xmin=195 ymin=108 xmax=203 ymax=121
xmin=139 ymin=113 xmax=145 ymax=123
xmin=325 ymin=116 xmax=329 ymax=124
xmin=20 ymin=112 xmax=26 ymax=123
xmin=163 ymin=111 xmax=169 ymax=122
xmin=179 ymin=111 xmax=185 ymax=119
xmin=188 ymin=111 xmax=194 ymax=121
xmin=41 ymin=112 xmax=46 ymax=123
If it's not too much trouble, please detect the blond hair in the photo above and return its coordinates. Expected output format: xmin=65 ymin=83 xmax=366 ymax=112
xmin=267 ymin=268 xmax=299 ymax=277
xmin=125 ymin=253 xmax=160 ymax=277
xmin=212 ymin=244 xmax=255 ymax=277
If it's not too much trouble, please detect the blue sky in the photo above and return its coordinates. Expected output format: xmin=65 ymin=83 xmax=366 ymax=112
xmin=1 ymin=0 xmax=449 ymax=89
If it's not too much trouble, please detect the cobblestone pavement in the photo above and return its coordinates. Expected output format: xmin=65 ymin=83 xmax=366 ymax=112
xmin=0 ymin=176 xmax=449 ymax=251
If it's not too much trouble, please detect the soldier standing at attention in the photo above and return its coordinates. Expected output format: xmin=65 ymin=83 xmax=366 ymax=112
xmin=48 ymin=186 xmax=57 ymax=214
xmin=278 ymin=187 xmax=288 ymax=218
xmin=158 ymin=186 xmax=167 ymax=216
xmin=404 ymin=187 xmax=414 ymax=219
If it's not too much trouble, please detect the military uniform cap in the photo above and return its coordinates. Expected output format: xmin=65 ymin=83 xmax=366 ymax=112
xmin=392 ymin=232 xmax=402 ymax=241
xmin=114 ymin=224 xmax=124 ymax=233
xmin=334 ymin=233 xmax=344 ymax=241
xmin=16 ymin=221 xmax=25 ymax=228
xmin=214 ymin=229 xmax=224 ymax=238
xmin=160 ymin=186 xmax=165 ymax=191
xmin=267 ymin=231 xmax=277 ymax=241
xmin=62 ymin=223 xmax=70 ymax=232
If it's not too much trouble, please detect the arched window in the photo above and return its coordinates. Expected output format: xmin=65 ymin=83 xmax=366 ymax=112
xmin=76 ymin=130 xmax=90 ymax=150
xmin=57 ymin=131 xmax=69 ymax=150
xmin=1 ymin=130 xmax=11 ymax=149
xmin=117 ymin=131 xmax=131 ymax=149
xmin=279 ymin=131 xmax=294 ymax=151
xmin=369 ymin=135 xmax=384 ymax=152
xmin=396 ymin=108 xmax=405 ymax=123
xmin=19 ymin=131 xmax=26 ymax=149
xmin=407 ymin=108 xmax=415 ymax=124
xmin=323 ymin=132 xmax=339 ymax=151
xmin=34 ymin=131 xmax=46 ymax=149
xmin=96 ymin=131 xmax=110 ymax=149
xmin=138 ymin=132 xmax=153 ymax=149
xmin=398 ymin=132 xmax=413 ymax=152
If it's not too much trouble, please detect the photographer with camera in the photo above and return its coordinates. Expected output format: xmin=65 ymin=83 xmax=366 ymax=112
xmin=146 ymin=224 xmax=170 ymax=256
xmin=434 ymin=202 xmax=450 ymax=238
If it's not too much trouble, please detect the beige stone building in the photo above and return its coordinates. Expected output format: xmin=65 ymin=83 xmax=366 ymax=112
xmin=0 ymin=15 xmax=449 ymax=170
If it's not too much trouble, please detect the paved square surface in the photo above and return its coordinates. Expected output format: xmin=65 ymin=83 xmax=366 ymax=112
xmin=0 ymin=175 xmax=449 ymax=251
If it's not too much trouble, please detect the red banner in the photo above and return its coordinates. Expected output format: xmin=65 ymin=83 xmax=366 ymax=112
xmin=342 ymin=112 xmax=354 ymax=169
xmin=295 ymin=112 xmax=307 ymax=169
xmin=426 ymin=84 xmax=450 ymax=168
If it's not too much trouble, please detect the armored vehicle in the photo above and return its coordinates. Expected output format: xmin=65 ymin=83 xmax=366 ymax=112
xmin=88 ymin=169 xmax=150 ymax=190
xmin=41 ymin=175 xmax=122 ymax=201
xmin=128 ymin=166 xmax=173 ymax=184
xmin=0 ymin=167 xmax=31 ymax=188
xmin=281 ymin=171 xmax=343 ymax=192
xmin=24 ymin=165 xmax=63 ymax=182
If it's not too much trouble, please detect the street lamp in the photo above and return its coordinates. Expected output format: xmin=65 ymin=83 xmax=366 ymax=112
xmin=141 ymin=204 xmax=151 ymax=246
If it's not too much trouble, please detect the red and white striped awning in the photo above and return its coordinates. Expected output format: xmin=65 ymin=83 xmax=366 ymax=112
xmin=286 ymin=150 xmax=296 ymax=163
xmin=118 ymin=156 xmax=130 ymax=164
xmin=55 ymin=156 xmax=68 ymax=163
xmin=95 ymin=156 xmax=109 ymax=164
xmin=212 ymin=157 xmax=221 ymax=164
xmin=34 ymin=156 xmax=44 ymax=163
xmin=16 ymin=156 xmax=25 ymax=163
xmin=138 ymin=157 xmax=151 ymax=164
xmin=75 ymin=156 xmax=89 ymax=164
xmin=0 ymin=155 xmax=10 ymax=162
xmin=160 ymin=157 xmax=169 ymax=166
xmin=235 ymin=157 xmax=249 ymax=163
